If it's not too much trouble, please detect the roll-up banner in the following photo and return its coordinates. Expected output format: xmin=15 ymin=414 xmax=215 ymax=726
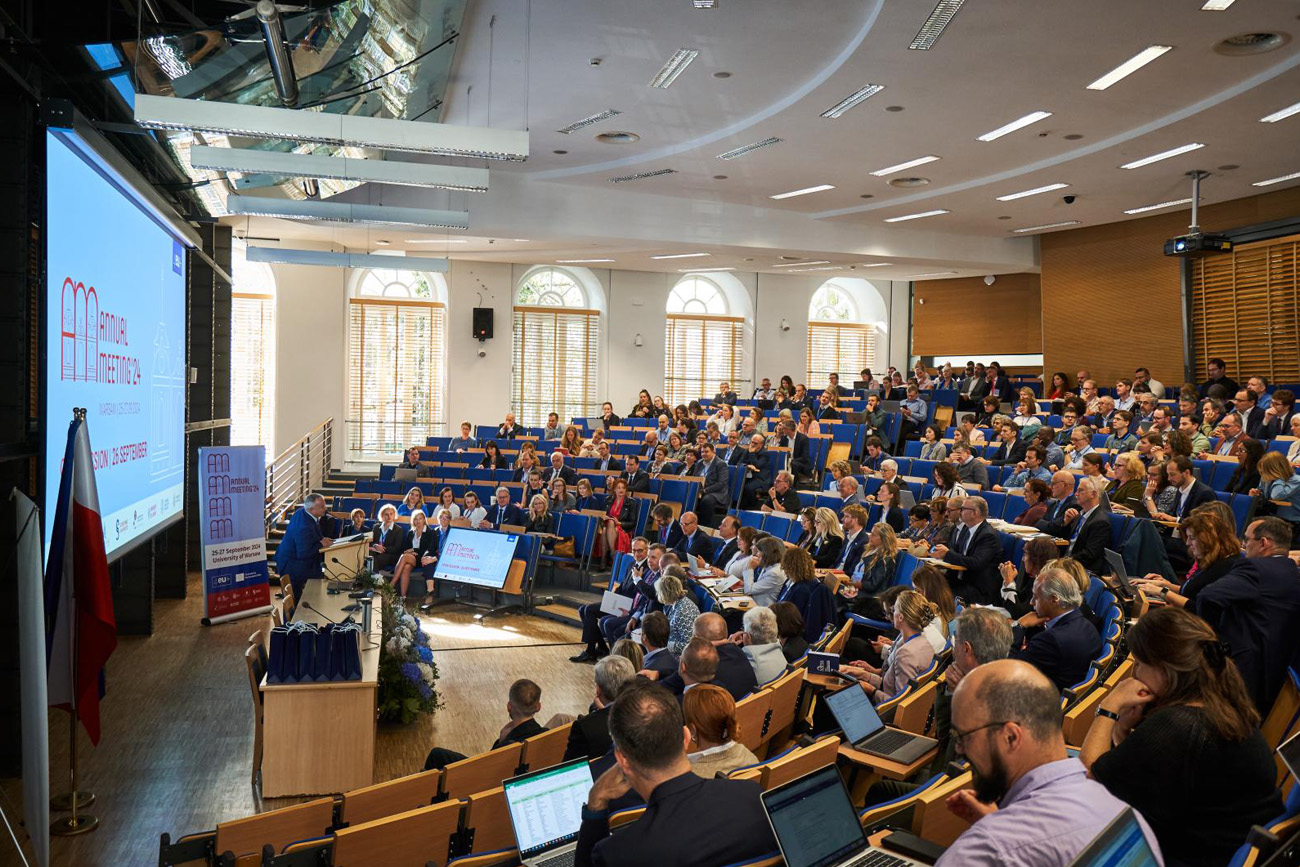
xmin=198 ymin=446 xmax=273 ymax=624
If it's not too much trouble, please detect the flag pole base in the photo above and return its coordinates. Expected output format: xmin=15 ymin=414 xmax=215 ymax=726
xmin=50 ymin=791 xmax=94 ymax=811
xmin=51 ymin=813 xmax=99 ymax=836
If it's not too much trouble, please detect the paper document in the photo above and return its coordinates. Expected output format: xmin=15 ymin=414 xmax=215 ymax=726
xmin=702 ymin=576 xmax=741 ymax=594
xmin=600 ymin=590 xmax=635 ymax=616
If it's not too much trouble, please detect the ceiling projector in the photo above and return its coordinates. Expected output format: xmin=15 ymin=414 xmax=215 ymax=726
xmin=1163 ymin=170 xmax=1232 ymax=258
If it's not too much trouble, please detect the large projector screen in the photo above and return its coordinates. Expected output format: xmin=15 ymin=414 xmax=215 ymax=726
xmin=44 ymin=129 xmax=188 ymax=560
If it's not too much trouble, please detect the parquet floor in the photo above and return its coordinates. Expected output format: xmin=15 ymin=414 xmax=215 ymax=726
xmin=0 ymin=573 xmax=593 ymax=866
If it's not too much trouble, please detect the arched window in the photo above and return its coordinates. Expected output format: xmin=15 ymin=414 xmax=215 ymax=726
xmin=230 ymin=243 xmax=276 ymax=453
xmin=512 ymin=268 xmax=600 ymax=426
xmin=664 ymin=276 xmax=745 ymax=406
xmin=807 ymin=281 xmax=877 ymax=388
xmin=347 ymin=267 xmax=447 ymax=459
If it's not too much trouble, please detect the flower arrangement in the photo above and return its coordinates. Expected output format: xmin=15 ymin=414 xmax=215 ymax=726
xmin=374 ymin=579 xmax=443 ymax=724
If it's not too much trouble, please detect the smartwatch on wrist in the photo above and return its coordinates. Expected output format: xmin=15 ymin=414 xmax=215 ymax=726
xmin=1095 ymin=707 xmax=1121 ymax=721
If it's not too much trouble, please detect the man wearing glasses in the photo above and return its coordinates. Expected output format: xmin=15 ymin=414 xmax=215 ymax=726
xmin=936 ymin=660 xmax=1161 ymax=866
xmin=931 ymin=495 xmax=1001 ymax=605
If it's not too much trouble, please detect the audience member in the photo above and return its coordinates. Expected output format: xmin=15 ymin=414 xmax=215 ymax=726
xmin=998 ymin=536 xmax=1058 ymax=620
xmin=1010 ymin=564 xmax=1102 ymax=692
xmin=1254 ymin=451 xmax=1300 ymax=547
xmin=653 ymin=612 xmax=757 ymax=700
xmin=731 ymin=606 xmax=787 ymax=685
xmin=771 ymin=601 xmax=808 ymax=662
xmin=683 ymin=684 xmax=760 ymax=780
xmin=565 ymin=656 xmax=637 ymax=761
xmin=848 ymin=521 xmax=899 ymax=601
xmin=424 ymin=679 xmax=545 ymax=770
xmin=841 ymin=590 xmax=937 ymax=704
xmin=656 ymin=568 xmax=701 ymax=655
xmin=932 ymin=495 xmax=1001 ymax=604
xmin=638 ymin=611 xmax=678 ymax=678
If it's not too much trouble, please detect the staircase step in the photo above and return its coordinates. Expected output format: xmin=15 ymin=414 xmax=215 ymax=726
xmin=533 ymin=603 xmax=582 ymax=628
xmin=545 ymin=589 xmax=603 ymax=609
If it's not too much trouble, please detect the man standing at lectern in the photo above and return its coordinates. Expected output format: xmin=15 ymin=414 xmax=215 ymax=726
xmin=275 ymin=492 xmax=333 ymax=604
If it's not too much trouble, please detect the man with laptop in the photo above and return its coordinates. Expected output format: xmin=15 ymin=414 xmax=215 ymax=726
xmin=576 ymin=681 xmax=776 ymax=867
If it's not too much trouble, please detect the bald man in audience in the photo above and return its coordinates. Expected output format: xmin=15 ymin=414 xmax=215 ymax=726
xmin=646 ymin=612 xmax=757 ymax=700
xmin=935 ymin=660 xmax=1161 ymax=866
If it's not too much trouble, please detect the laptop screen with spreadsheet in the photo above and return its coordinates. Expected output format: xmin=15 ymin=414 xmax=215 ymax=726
xmin=503 ymin=759 xmax=593 ymax=858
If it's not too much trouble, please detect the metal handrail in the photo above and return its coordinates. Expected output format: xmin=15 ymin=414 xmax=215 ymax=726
xmin=265 ymin=418 xmax=333 ymax=531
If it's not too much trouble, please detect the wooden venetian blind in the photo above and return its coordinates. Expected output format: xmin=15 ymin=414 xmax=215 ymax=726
xmin=807 ymin=321 xmax=876 ymax=387
xmin=230 ymin=293 xmax=275 ymax=452
xmin=512 ymin=306 xmax=600 ymax=426
xmin=347 ymin=299 xmax=446 ymax=458
xmin=1190 ymin=233 xmax=1300 ymax=382
xmin=664 ymin=314 xmax=746 ymax=407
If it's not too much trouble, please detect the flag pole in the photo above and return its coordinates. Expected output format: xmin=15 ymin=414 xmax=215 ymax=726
xmin=51 ymin=408 xmax=98 ymax=836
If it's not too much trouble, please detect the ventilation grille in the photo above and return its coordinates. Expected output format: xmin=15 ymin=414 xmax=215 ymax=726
xmin=608 ymin=169 xmax=677 ymax=183
xmin=556 ymin=109 xmax=622 ymax=134
xmin=716 ymin=138 xmax=783 ymax=160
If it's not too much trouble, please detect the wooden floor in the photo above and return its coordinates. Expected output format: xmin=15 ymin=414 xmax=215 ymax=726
xmin=0 ymin=573 xmax=593 ymax=867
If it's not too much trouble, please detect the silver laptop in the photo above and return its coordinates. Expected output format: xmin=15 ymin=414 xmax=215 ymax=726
xmin=1067 ymin=807 xmax=1160 ymax=867
xmin=824 ymin=683 xmax=936 ymax=763
xmin=762 ymin=765 xmax=926 ymax=867
xmin=1103 ymin=548 xmax=1137 ymax=597
xmin=393 ymin=467 xmax=419 ymax=482
xmin=503 ymin=758 xmax=593 ymax=867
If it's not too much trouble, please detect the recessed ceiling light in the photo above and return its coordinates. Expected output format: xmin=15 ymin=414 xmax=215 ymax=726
xmin=859 ymin=193 xmax=875 ymax=199
xmin=608 ymin=168 xmax=677 ymax=183
xmin=713 ymin=175 xmax=728 ymax=180
xmin=885 ymin=105 xmax=905 ymax=112
xmin=888 ymin=177 xmax=931 ymax=188
xmin=908 ymin=271 xmax=958 ymax=278
xmin=1215 ymin=32 xmax=1289 ymax=56
xmin=1085 ymin=45 xmax=1172 ymax=91
xmin=1260 ymin=100 xmax=1300 ymax=123
xmin=1120 ymin=142 xmax=1204 ymax=169
xmin=553 ymin=149 xmax=568 ymax=155
xmin=1012 ymin=220 xmax=1082 ymax=233
xmin=1063 ymin=133 xmax=1084 ymax=140
xmin=651 ymin=252 xmax=710 ymax=259
xmin=770 ymin=184 xmax=835 ymax=200
xmin=1123 ymin=198 xmax=1193 ymax=215
xmin=375 ymin=239 xmax=390 ymax=245
xmin=1218 ymin=164 xmax=1240 ymax=171
xmin=910 ymin=0 xmax=966 ymax=50
xmin=716 ymin=137 xmax=783 ymax=160
xmin=997 ymin=215 xmax=1012 ymax=220
xmin=556 ymin=109 xmax=621 ymax=134
xmin=819 ymin=84 xmax=886 ymax=118
xmin=650 ymin=48 xmax=699 ymax=88
xmin=558 ymin=258 xmax=615 ymax=263
xmin=976 ymin=111 xmax=1052 ymax=142
xmin=870 ymin=155 xmax=939 ymax=177
xmin=1201 ymin=0 xmax=1236 ymax=8
xmin=1252 ymin=170 xmax=1300 ymax=187
xmin=996 ymin=182 xmax=1070 ymax=201
xmin=884 ymin=209 xmax=949 ymax=222
xmin=773 ymin=260 xmax=830 ymax=267
xmin=596 ymin=131 xmax=640 ymax=144
xmin=679 ymin=267 xmax=735 ymax=272
xmin=713 ymin=71 xmax=731 ymax=78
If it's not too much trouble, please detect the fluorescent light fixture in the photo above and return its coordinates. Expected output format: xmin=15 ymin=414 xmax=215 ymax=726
xmin=556 ymin=109 xmax=621 ymax=134
xmin=770 ymin=184 xmax=835 ymax=200
xmin=188 ymin=145 xmax=489 ymax=192
xmin=557 ymin=259 xmax=614 ymax=263
xmin=1260 ymin=100 xmax=1300 ymax=123
xmin=649 ymin=49 xmax=699 ymax=88
xmin=512 ymin=239 xmax=531 ymax=242
xmin=716 ymin=138 xmax=783 ymax=160
xmin=408 ymin=238 xmax=469 ymax=243
xmin=820 ymin=84 xmax=886 ymax=118
xmin=773 ymin=260 xmax=830 ymax=267
xmin=884 ymin=209 xmax=950 ymax=222
xmin=608 ymin=168 xmax=677 ymax=183
xmin=1119 ymin=142 xmax=1204 ymax=169
xmin=227 ymin=196 xmax=469 ymax=230
xmin=135 ymin=93 xmax=529 ymax=160
xmin=1085 ymin=45 xmax=1172 ymax=91
xmin=679 ymin=267 xmax=735 ymax=272
xmin=976 ymin=111 xmax=1052 ymax=142
xmin=787 ymin=266 xmax=844 ymax=272
xmin=908 ymin=271 xmax=958 ymax=278
xmin=910 ymin=0 xmax=966 ymax=50
xmin=858 ymin=263 xmax=892 ymax=267
xmin=1122 ymin=198 xmax=1192 ymax=215
xmin=693 ymin=0 xmax=717 ymax=8
xmin=1201 ymin=0 xmax=1235 ymax=9
xmin=1252 ymin=171 xmax=1300 ymax=187
xmin=995 ymin=182 xmax=1070 ymax=201
xmin=1012 ymin=220 xmax=1081 ymax=233
xmin=650 ymin=252 xmax=710 ymax=259
xmin=246 ymin=247 xmax=448 ymax=272
xmin=870 ymin=155 xmax=939 ymax=177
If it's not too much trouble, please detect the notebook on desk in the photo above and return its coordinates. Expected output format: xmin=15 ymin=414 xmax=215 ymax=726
xmin=503 ymin=759 xmax=593 ymax=867
xmin=824 ymin=682 xmax=936 ymax=764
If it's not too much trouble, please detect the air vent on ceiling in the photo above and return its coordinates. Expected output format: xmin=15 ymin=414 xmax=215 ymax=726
xmin=1215 ymin=32 xmax=1290 ymax=55
xmin=716 ymin=138 xmax=783 ymax=160
xmin=596 ymin=131 xmax=641 ymax=144
xmin=608 ymin=168 xmax=677 ymax=183
xmin=556 ymin=109 xmax=622 ymax=134
xmin=889 ymin=177 xmax=931 ymax=187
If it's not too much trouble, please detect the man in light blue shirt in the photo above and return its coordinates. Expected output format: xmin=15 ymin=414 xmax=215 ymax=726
xmin=996 ymin=446 xmax=1052 ymax=490
xmin=937 ymin=660 xmax=1162 ymax=867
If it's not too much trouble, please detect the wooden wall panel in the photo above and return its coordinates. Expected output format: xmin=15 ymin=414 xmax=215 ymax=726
xmin=912 ymin=272 xmax=1041 ymax=356
xmin=1040 ymin=187 xmax=1300 ymax=390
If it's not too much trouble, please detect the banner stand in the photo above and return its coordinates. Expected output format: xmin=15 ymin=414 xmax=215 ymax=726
xmin=201 ymin=605 xmax=275 ymax=627
xmin=198 ymin=446 xmax=273 ymax=624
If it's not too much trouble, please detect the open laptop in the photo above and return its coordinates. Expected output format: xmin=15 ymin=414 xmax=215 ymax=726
xmin=1067 ymin=807 xmax=1160 ymax=867
xmin=880 ymin=400 xmax=903 ymax=414
xmin=1277 ymin=729 xmax=1300 ymax=782
xmin=392 ymin=467 xmax=419 ymax=482
xmin=762 ymin=765 xmax=927 ymax=867
xmin=1103 ymin=548 xmax=1138 ymax=597
xmin=824 ymin=682 xmax=936 ymax=763
xmin=503 ymin=758 xmax=594 ymax=867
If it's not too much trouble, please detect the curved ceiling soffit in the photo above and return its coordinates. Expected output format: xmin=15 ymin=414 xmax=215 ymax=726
xmin=529 ymin=0 xmax=886 ymax=182
xmin=812 ymin=47 xmax=1300 ymax=220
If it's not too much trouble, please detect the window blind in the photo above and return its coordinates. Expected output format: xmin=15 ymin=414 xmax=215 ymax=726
xmin=807 ymin=321 xmax=876 ymax=387
xmin=347 ymin=299 xmax=446 ymax=459
xmin=1190 ymin=234 xmax=1300 ymax=383
xmin=664 ymin=314 xmax=746 ymax=407
xmin=230 ymin=293 xmax=275 ymax=452
xmin=512 ymin=306 xmax=600 ymax=426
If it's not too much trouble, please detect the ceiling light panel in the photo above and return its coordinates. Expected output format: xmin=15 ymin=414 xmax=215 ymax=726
xmin=649 ymin=49 xmax=699 ymax=88
xmin=226 ymin=196 xmax=469 ymax=229
xmin=910 ymin=0 xmax=966 ymax=50
xmin=679 ymin=267 xmax=735 ymax=272
xmin=650 ymin=253 xmax=710 ymax=259
xmin=908 ymin=271 xmax=958 ymax=278
xmin=976 ymin=111 xmax=1052 ymax=142
xmin=884 ymin=209 xmax=949 ymax=222
xmin=773 ymin=260 xmax=830 ymax=267
xmin=1119 ymin=142 xmax=1204 ymax=169
xmin=995 ymin=182 xmax=1069 ymax=201
xmin=1123 ymin=198 xmax=1192 ymax=214
xmin=870 ymin=155 xmax=939 ymax=177
xmin=247 ymin=247 xmax=449 ymax=272
xmin=693 ymin=0 xmax=717 ymax=8
xmin=716 ymin=137 xmax=783 ymax=160
xmin=770 ymin=184 xmax=835 ymax=200
xmin=135 ymin=93 xmax=529 ymax=160
xmin=1085 ymin=46 xmax=1172 ymax=91
xmin=557 ymin=259 xmax=614 ymax=263
xmin=787 ymin=266 xmax=843 ymax=272
xmin=556 ymin=109 xmax=621 ymax=134
xmin=1201 ymin=0 xmax=1235 ymax=9
xmin=188 ymin=144 xmax=490 ymax=192
xmin=608 ymin=168 xmax=677 ymax=183
xmin=1012 ymin=220 xmax=1081 ymax=233
xmin=1260 ymin=100 xmax=1300 ymax=123
xmin=1252 ymin=171 xmax=1300 ymax=187
xmin=820 ymin=84 xmax=886 ymax=118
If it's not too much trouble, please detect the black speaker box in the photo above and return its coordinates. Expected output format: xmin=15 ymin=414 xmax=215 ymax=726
xmin=472 ymin=307 xmax=493 ymax=340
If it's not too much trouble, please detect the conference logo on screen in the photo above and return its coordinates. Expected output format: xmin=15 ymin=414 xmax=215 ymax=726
xmin=59 ymin=276 xmax=141 ymax=386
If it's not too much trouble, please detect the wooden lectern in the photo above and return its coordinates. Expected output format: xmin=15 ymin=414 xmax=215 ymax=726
xmin=322 ymin=536 xmax=369 ymax=581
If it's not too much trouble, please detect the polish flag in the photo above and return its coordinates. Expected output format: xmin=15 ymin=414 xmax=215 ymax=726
xmin=45 ymin=415 xmax=117 ymax=745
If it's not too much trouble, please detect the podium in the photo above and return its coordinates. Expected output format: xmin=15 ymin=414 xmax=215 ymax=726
xmin=323 ymin=536 xmax=369 ymax=581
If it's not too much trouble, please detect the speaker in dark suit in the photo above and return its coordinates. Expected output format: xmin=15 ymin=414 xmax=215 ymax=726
xmin=1012 ymin=607 xmax=1102 ymax=693
xmin=940 ymin=520 xmax=1003 ymax=604
xmin=274 ymin=505 xmax=325 ymax=602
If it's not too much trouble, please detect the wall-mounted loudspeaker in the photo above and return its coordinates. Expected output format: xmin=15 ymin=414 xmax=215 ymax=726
xmin=472 ymin=307 xmax=493 ymax=340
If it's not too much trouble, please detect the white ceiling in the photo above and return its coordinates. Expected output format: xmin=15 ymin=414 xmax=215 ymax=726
xmin=225 ymin=0 xmax=1300 ymax=280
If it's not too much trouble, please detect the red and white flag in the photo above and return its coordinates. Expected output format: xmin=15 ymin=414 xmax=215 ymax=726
xmin=45 ymin=415 xmax=116 ymax=745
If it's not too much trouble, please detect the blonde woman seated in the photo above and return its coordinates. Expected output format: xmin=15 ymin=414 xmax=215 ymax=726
xmin=524 ymin=494 xmax=559 ymax=550
xmin=684 ymin=684 xmax=759 ymax=779
xmin=825 ymin=459 xmax=854 ymax=493
xmin=396 ymin=486 xmax=426 ymax=517
xmin=840 ymin=589 xmax=938 ymax=704
xmin=391 ymin=509 xmax=438 ymax=599
xmin=809 ymin=506 xmax=845 ymax=569
xmin=657 ymin=568 xmax=702 ymax=654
